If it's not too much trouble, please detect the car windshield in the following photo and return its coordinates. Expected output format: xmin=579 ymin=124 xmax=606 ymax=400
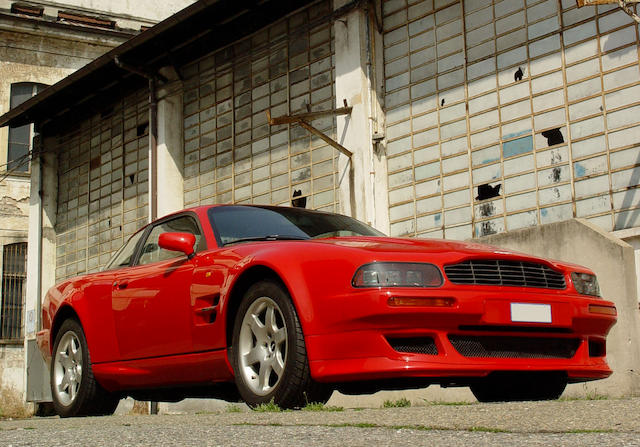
xmin=208 ymin=206 xmax=385 ymax=246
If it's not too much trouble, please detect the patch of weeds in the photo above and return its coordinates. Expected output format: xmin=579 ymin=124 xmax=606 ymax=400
xmin=382 ymin=398 xmax=411 ymax=408
xmin=302 ymin=402 xmax=344 ymax=412
xmin=226 ymin=404 xmax=243 ymax=413
xmin=252 ymin=400 xmax=282 ymax=412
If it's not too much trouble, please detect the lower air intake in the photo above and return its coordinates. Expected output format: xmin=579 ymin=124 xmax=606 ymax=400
xmin=387 ymin=337 xmax=438 ymax=355
xmin=448 ymin=335 xmax=580 ymax=359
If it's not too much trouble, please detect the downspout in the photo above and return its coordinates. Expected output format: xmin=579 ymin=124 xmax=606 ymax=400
xmin=149 ymin=78 xmax=158 ymax=221
xmin=36 ymin=154 xmax=43 ymax=330
xmin=114 ymin=56 xmax=159 ymax=221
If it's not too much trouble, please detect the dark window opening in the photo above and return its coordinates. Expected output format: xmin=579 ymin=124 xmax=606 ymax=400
xmin=1 ymin=242 xmax=27 ymax=341
xmin=137 ymin=122 xmax=149 ymax=137
xmin=7 ymin=83 xmax=47 ymax=172
xmin=541 ymin=128 xmax=564 ymax=146
xmin=90 ymin=156 xmax=101 ymax=171
xmin=291 ymin=189 xmax=307 ymax=208
xmin=476 ymin=183 xmax=501 ymax=201
xmin=514 ymin=67 xmax=524 ymax=82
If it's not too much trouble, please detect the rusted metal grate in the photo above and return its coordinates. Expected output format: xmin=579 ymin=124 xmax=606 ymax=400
xmin=1 ymin=242 xmax=27 ymax=341
xmin=444 ymin=260 xmax=566 ymax=289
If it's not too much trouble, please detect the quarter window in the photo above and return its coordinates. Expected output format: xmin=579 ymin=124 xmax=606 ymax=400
xmin=104 ymin=229 xmax=145 ymax=271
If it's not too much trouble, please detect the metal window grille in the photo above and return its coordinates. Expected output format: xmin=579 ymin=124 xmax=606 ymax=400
xmin=1 ymin=242 xmax=27 ymax=341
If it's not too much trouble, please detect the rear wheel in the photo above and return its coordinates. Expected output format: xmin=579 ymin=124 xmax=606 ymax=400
xmin=231 ymin=280 xmax=332 ymax=409
xmin=51 ymin=319 xmax=119 ymax=417
xmin=470 ymin=372 xmax=567 ymax=402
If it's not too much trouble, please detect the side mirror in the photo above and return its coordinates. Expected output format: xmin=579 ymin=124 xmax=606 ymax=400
xmin=158 ymin=232 xmax=196 ymax=259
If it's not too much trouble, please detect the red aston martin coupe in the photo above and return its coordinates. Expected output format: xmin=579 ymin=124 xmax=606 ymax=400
xmin=37 ymin=205 xmax=617 ymax=417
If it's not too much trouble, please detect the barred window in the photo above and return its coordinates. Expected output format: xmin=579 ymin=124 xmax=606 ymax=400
xmin=1 ymin=242 xmax=27 ymax=341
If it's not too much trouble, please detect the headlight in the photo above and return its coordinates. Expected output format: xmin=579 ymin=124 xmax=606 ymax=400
xmin=352 ymin=262 xmax=443 ymax=288
xmin=571 ymin=272 xmax=600 ymax=297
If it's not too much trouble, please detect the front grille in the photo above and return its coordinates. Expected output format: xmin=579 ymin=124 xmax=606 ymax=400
xmin=448 ymin=335 xmax=580 ymax=359
xmin=444 ymin=260 xmax=566 ymax=289
xmin=387 ymin=337 xmax=438 ymax=355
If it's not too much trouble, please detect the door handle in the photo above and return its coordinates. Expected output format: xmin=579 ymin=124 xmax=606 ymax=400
xmin=113 ymin=281 xmax=128 ymax=289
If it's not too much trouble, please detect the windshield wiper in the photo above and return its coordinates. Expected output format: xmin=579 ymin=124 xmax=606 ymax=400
xmin=223 ymin=235 xmax=310 ymax=246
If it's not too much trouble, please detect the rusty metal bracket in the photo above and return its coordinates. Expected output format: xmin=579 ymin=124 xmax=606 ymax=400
xmin=266 ymin=102 xmax=353 ymax=158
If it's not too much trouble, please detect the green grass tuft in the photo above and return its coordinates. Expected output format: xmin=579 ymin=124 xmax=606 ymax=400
xmin=226 ymin=404 xmax=243 ymax=413
xmin=382 ymin=398 xmax=412 ymax=408
xmin=252 ymin=400 xmax=283 ymax=412
xmin=302 ymin=402 xmax=344 ymax=412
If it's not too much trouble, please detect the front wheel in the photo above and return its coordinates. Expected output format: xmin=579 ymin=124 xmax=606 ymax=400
xmin=231 ymin=280 xmax=332 ymax=409
xmin=51 ymin=319 xmax=119 ymax=417
xmin=470 ymin=372 xmax=567 ymax=402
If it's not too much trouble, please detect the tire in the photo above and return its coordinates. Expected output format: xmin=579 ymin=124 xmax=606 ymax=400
xmin=470 ymin=372 xmax=567 ymax=403
xmin=51 ymin=319 xmax=119 ymax=417
xmin=231 ymin=280 xmax=332 ymax=409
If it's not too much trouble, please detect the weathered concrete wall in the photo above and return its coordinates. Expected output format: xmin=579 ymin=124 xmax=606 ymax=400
xmin=478 ymin=218 xmax=640 ymax=398
xmin=0 ymin=0 xmax=197 ymax=29
xmin=0 ymin=345 xmax=25 ymax=395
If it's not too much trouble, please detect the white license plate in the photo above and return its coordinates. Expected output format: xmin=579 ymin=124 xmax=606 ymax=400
xmin=510 ymin=303 xmax=552 ymax=323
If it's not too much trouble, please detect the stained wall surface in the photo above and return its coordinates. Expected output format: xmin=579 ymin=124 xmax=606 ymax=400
xmin=382 ymin=0 xmax=640 ymax=240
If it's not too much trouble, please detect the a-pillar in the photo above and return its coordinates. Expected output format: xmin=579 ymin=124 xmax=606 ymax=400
xmin=333 ymin=0 xmax=389 ymax=232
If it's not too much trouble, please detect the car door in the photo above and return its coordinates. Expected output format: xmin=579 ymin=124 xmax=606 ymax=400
xmin=112 ymin=214 xmax=205 ymax=360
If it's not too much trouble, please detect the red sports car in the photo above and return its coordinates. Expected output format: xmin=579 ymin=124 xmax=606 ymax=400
xmin=38 ymin=205 xmax=617 ymax=417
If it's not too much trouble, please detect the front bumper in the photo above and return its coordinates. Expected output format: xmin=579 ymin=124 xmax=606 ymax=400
xmin=305 ymin=288 xmax=616 ymax=384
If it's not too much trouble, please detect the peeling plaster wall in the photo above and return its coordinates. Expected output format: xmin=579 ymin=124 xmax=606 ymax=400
xmin=0 ymin=345 xmax=24 ymax=394
xmin=0 ymin=1 xmax=196 ymax=399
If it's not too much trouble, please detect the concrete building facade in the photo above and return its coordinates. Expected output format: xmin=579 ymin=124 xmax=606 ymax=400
xmin=0 ymin=0 xmax=638 ymax=407
xmin=0 ymin=0 xmax=195 ymax=408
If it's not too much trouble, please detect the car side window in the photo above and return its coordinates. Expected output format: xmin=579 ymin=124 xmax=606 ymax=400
xmin=137 ymin=215 xmax=205 ymax=266
xmin=104 ymin=229 xmax=145 ymax=270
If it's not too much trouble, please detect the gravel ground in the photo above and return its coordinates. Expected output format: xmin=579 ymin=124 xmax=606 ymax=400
xmin=2 ymin=398 xmax=640 ymax=446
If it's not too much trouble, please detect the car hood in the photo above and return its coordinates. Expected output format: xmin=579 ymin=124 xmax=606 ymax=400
xmin=311 ymin=236 xmax=580 ymax=270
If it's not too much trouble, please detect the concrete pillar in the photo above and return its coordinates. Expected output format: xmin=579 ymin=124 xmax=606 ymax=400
xmin=154 ymin=81 xmax=184 ymax=218
xmin=333 ymin=0 xmax=389 ymax=232
xmin=23 ymin=143 xmax=57 ymax=402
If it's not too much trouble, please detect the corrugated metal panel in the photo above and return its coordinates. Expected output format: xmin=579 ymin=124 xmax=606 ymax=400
xmin=55 ymin=89 xmax=149 ymax=282
xmin=182 ymin=0 xmax=340 ymax=212
xmin=383 ymin=0 xmax=640 ymax=239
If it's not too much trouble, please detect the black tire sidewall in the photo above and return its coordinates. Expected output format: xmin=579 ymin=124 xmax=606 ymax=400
xmin=50 ymin=319 xmax=92 ymax=417
xmin=231 ymin=280 xmax=301 ymax=406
